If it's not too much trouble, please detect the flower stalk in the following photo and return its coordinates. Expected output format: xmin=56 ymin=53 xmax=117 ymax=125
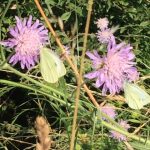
xmin=34 ymin=0 xmax=150 ymax=146
xmin=5 ymin=64 xmax=64 ymax=97
xmin=70 ymin=0 xmax=94 ymax=149
xmin=0 ymin=0 xmax=14 ymax=61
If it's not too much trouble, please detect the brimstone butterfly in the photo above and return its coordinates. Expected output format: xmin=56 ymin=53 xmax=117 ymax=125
xmin=40 ymin=47 xmax=66 ymax=83
xmin=123 ymin=81 xmax=150 ymax=109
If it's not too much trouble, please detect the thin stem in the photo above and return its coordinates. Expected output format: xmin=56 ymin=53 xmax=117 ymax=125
xmin=70 ymin=0 xmax=94 ymax=149
xmin=0 ymin=136 xmax=33 ymax=145
xmin=0 ymin=79 xmax=66 ymax=105
xmin=140 ymin=75 xmax=150 ymax=81
xmin=91 ymin=113 xmax=97 ymax=148
xmin=102 ymin=121 xmax=150 ymax=145
xmin=70 ymin=81 xmax=80 ymax=150
xmin=0 ymin=51 xmax=15 ymax=68
xmin=0 ymin=0 xmax=14 ymax=61
xmin=79 ymin=0 xmax=93 ymax=77
xmin=6 ymin=64 xmax=64 ymax=97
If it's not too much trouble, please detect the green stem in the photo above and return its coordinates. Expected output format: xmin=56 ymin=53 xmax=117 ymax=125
xmin=5 ymin=64 xmax=64 ymax=97
xmin=0 ymin=0 xmax=14 ymax=61
xmin=91 ymin=113 xmax=97 ymax=148
xmin=102 ymin=121 xmax=150 ymax=145
xmin=0 ymin=79 xmax=67 ymax=105
xmin=70 ymin=0 xmax=94 ymax=149
xmin=79 ymin=0 xmax=93 ymax=77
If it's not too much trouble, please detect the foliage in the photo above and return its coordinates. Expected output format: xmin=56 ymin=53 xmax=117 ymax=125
xmin=0 ymin=0 xmax=150 ymax=149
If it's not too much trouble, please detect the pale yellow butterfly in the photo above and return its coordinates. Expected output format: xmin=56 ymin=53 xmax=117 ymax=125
xmin=40 ymin=47 xmax=66 ymax=83
xmin=123 ymin=81 xmax=150 ymax=109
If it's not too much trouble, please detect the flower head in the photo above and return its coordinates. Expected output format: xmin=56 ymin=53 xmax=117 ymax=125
xmin=60 ymin=46 xmax=71 ymax=60
xmin=119 ymin=120 xmax=130 ymax=130
xmin=96 ymin=17 xmax=118 ymax=44
xmin=64 ymin=45 xmax=71 ymax=56
xmin=110 ymin=120 xmax=130 ymax=141
xmin=97 ymin=29 xmax=114 ymax=44
xmin=101 ymin=104 xmax=116 ymax=120
xmin=0 ymin=15 xmax=49 ymax=69
xmin=96 ymin=18 xmax=109 ymax=31
xmin=85 ymin=42 xmax=139 ymax=95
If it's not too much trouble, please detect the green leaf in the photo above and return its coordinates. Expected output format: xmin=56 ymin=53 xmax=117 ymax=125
xmin=128 ymin=119 xmax=141 ymax=123
xmin=140 ymin=21 xmax=150 ymax=26
xmin=76 ymin=7 xmax=82 ymax=16
xmin=130 ymin=141 xmax=150 ymax=150
xmin=45 ymin=0 xmax=56 ymax=5
xmin=61 ymin=12 xmax=71 ymax=21
xmin=120 ymin=27 xmax=126 ymax=34
xmin=75 ymin=143 xmax=82 ymax=150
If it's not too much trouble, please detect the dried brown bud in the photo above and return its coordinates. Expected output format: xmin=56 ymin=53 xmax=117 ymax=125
xmin=35 ymin=116 xmax=51 ymax=150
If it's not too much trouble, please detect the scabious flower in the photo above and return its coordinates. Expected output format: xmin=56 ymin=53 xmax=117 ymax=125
xmin=60 ymin=46 xmax=71 ymax=60
xmin=85 ymin=41 xmax=139 ymax=95
xmin=64 ymin=45 xmax=71 ymax=56
xmin=101 ymin=104 xmax=116 ymax=120
xmin=110 ymin=120 xmax=130 ymax=141
xmin=96 ymin=17 xmax=109 ymax=31
xmin=96 ymin=17 xmax=115 ymax=44
xmin=0 ymin=15 xmax=49 ymax=69
xmin=97 ymin=29 xmax=114 ymax=44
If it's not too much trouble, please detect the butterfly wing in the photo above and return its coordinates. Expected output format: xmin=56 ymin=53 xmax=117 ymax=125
xmin=124 ymin=81 xmax=150 ymax=109
xmin=132 ymin=84 xmax=150 ymax=106
xmin=40 ymin=48 xmax=59 ymax=83
xmin=124 ymin=85 xmax=143 ymax=109
xmin=49 ymin=50 xmax=66 ymax=78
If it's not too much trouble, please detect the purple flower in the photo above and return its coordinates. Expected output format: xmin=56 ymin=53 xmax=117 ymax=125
xmin=64 ymin=45 xmax=71 ymax=56
xmin=119 ymin=120 xmax=130 ymax=130
xmin=97 ymin=29 xmax=115 ymax=44
xmin=101 ymin=104 xmax=117 ymax=120
xmin=96 ymin=18 xmax=109 ymax=31
xmin=0 ymin=16 xmax=49 ymax=69
xmin=110 ymin=120 xmax=130 ymax=141
xmin=60 ymin=46 xmax=71 ymax=60
xmin=96 ymin=17 xmax=117 ymax=44
xmin=85 ymin=42 xmax=139 ymax=95
xmin=96 ymin=17 xmax=114 ymax=44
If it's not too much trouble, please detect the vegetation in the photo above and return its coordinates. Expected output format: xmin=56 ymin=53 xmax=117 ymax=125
xmin=0 ymin=0 xmax=150 ymax=149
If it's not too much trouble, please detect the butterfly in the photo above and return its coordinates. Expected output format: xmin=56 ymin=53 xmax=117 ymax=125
xmin=40 ymin=47 xmax=66 ymax=83
xmin=123 ymin=81 xmax=150 ymax=109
